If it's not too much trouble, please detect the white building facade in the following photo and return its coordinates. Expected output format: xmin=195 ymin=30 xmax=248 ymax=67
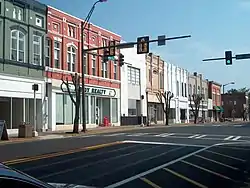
xmin=165 ymin=63 xmax=189 ymax=124
xmin=120 ymin=47 xmax=147 ymax=125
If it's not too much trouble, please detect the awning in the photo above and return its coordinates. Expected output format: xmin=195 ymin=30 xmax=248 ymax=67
xmin=213 ymin=106 xmax=220 ymax=111
xmin=219 ymin=106 xmax=224 ymax=112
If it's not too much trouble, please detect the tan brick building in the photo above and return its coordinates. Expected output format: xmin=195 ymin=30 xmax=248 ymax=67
xmin=146 ymin=53 xmax=164 ymax=124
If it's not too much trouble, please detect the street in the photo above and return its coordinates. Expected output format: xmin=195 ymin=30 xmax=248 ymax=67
xmin=2 ymin=123 xmax=250 ymax=188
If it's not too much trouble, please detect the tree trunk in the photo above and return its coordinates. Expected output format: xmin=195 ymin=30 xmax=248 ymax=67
xmin=73 ymin=103 xmax=80 ymax=133
xmin=165 ymin=110 xmax=168 ymax=125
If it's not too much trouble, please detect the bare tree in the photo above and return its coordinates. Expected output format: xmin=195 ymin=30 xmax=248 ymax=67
xmin=156 ymin=91 xmax=174 ymax=125
xmin=61 ymin=73 xmax=81 ymax=133
xmin=189 ymin=94 xmax=202 ymax=124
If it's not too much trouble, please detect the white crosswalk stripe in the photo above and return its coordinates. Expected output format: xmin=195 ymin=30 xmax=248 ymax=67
xmin=195 ymin=135 xmax=206 ymax=139
xmin=188 ymin=134 xmax=200 ymax=138
xmin=127 ymin=133 xmax=149 ymax=137
xmin=232 ymin=136 xmax=241 ymax=141
xmin=104 ymin=133 xmax=126 ymax=137
xmin=234 ymin=124 xmax=243 ymax=127
xmin=212 ymin=124 xmax=221 ymax=126
xmin=224 ymin=136 xmax=237 ymax=140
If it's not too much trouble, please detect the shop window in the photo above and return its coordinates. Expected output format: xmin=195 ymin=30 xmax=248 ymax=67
xmin=112 ymin=98 xmax=118 ymax=123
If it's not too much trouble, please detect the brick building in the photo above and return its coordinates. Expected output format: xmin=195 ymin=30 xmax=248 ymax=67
xmin=208 ymin=81 xmax=222 ymax=121
xmin=45 ymin=6 xmax=121 ymax=131
xmin=222 ymin=92 xmax=248 ymax=119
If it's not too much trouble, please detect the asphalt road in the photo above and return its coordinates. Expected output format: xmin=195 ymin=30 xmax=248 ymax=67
xmin=2 ymin=123 xmax=250 ymax=188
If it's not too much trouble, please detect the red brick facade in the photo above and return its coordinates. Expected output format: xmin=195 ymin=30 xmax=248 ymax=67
xmin=45 ymin=6 xmax=121 ymax=88
xmin=208 ymin=82 xmax=221 ymax=106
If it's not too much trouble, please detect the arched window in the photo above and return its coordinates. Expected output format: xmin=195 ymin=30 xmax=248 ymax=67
xmin=11 ymin=30 xmax=25 ymax=62
xmin=67 ymin=46 xmax=76 ymax=72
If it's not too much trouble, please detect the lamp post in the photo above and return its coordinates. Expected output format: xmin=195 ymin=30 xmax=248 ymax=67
xmin=81 ymin=0 xmax=107 ymax=132
xmin=222 ymin=82 xmax=235 ymax=94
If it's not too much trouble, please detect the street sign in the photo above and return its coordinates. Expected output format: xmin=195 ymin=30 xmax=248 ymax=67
xmin=235 ymin=53 xmax=250 ymax=60
xmin=137 ymin=36 xmax=149 ymax=54
xmin=158 ymin=35 xmax=166 ymax=46
xmin=109 ymin=41 xmax=116 ymax=56
xmin=108 ymin=56 xmax=115 ymax=61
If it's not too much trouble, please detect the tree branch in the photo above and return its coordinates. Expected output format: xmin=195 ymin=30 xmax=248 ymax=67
xmin=62 ymin=76 xmax=76 ymax=105
xmin=189 ymin=94 xmax=195 ymax=116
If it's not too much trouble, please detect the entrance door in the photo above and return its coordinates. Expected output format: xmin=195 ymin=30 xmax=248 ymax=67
xmin=96 ymin=98 xmax=102 ymax=125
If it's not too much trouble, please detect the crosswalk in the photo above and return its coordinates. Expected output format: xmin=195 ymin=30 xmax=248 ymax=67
xmin=98 ymin=132 xmax=250 ymax=142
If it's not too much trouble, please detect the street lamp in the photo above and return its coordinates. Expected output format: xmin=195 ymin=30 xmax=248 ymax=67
xmin=81 ymin=0 xmax=107 ymax=132
xmin=222 ymin=82 xmax=235 ymax=94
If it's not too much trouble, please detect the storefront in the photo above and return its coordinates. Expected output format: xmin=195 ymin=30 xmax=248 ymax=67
xmin=50 ymin=83 xmax=120 ymax=131
xmin=0 ymin=74 xmax=46 ymax=135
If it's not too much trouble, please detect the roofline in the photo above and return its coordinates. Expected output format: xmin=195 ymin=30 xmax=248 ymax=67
xmin=209 ymin=81 xmax=222 ymax=87
xmin=48 ymin=6 xmax=121 ymax=38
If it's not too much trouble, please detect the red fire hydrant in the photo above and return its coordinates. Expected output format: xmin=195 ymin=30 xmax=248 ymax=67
xmin=103 ymin=117 xmax=109 ymax=127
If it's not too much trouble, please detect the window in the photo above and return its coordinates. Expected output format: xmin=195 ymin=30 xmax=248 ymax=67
xmin=92 ymin=55 xmax=96 ymax=76
xmin=45 ymin=38 xmax=51 ymax=66
xmin=13 ymin=5 xmax=24 ymax=21
xmin=148 ymin=68 xmax=151 ymax=82
xmin=198 ymin=86 xmax=200 ymax=94
xmin=128 ymin=66 xmax=140 ymax=85
xmin=181 ymin=83 xmax=184 ymax=97
xmin=33 ymin=35 xmax=41 ymax=65
xmin=193 ymin=85 xmax=196 ymax=95
xmin=102 ymin=61 xmax=108 ymax=78
xmin=102 ymin=38 xmax=108 ymax=47
xmin=159 ymin=72 xmax=164 ymax=89
xmin=176 ymin=81 xmax=179 ymax=96
xmin=35 ymin=15 xmax=44 ymax=27
xmin=52 ymin=23 xmax=60 ymax=33
xmin=114 ymin=61 xmax=117 ymax=79
xmin=83 ymin=53 xmax=87 ymax=74
xmin=112 ymin=98 xmax=118 ymax=123
xmin=67 ymin=46 xmax=76 ymax=72
xmin=0 ymin=2 xmax=2 ymax=15
xmin=68 ymin=25 xmax=76 ymax=38
xmin=11 ymin=30 xmax=25 ymax=62
xmin=189 ymin=84 xmax=192 ymax=96
xmin=184 ymin=83 xmax=187 ymax=97
xmin=54 ymin=41 xmax=60 ymax=69
xmin=128 ymin=99 xmax=137 ymax=116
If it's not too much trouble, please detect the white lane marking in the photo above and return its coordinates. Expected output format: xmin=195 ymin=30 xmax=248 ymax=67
xmin=104 ymin=133 xmax=126 ymax=137
xmin=126 ymin=133 xmax=149 ymax=137
xmin=224 ymin=136 xmax=235 ymax=140
xmin=212 ymin=124 xmax=221 ymax=126
xmin=195 ymin=135 xmax=206 ymax=139
xmin=234 ymin=124 xmax=243 ymax=127
xmin=122 ymin=140 xmax=206 ymax=148
xmin=105 ymin=142 xmax=216 ymax=188
xmin=232 ymin=136 xmax=241 ymax=141
xmin=154 ymin=133 xmax=171 ymax=137
xmin=81 ymin=135 xmax=97 ymax=138
xmin=188 ymin=134 xmax=200 ymax=138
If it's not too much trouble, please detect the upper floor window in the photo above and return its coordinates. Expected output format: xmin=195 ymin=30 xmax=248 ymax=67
xmin=45 ymin=38 xmax=51 ymax=66
xmin=128 ymin=66 xmax=140 ymax=85
xmin=83 ymin=53 xmax=88 ymax=74
xmin=68 ymin=25 xmax=76 ymax=38
xmin=54 ymin=41 xmax=61 ymax=69
xmin=102 ymin=61 xmax=108 ymax=78
xmin=67 ymin=46 xmax=76 ymax=72
xmin=189 ymin=84 xmax=192 ymax=96
xmin=114 ymin=61 xmax=117 ymax=80
xmin=0 ymin=2 xmax=2 ymax=15
xmin=11 ymin=30 xmax=25 ymax=62
xmin=159 ymin=72 xmax=164 ymax=89
xmin=184 ymin=83 xmax=187 ymax=97
xmin=13 ymin=5 xmax=24 ymax=21
xmin=102 ymin=38 xmax=108 ymax=47
xmin=176 ymin=81 xmax=179 ymax=96
xmin=52 ymin=23 xmax=60 ymax=33
xmin=92 ymin=55 xmax=96 ymax=76
xmin=35 ymin=15 xmax=44 ymax=28
xmin=33 ymin=35 xmax=42 ymax=65
xmin=181 ymin=83 xmax=184 ymax=97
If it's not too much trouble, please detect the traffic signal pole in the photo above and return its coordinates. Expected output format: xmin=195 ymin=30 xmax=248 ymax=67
xmin=83 ymin=35 xmax=191 ymax=52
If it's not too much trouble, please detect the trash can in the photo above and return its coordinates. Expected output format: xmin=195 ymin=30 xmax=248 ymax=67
xmin=18 ymin=123 xmax=33 ymax=138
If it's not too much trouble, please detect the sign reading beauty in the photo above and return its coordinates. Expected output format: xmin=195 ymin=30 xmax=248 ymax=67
xmin=85 ymin=87 xmax=116 ymax=97
xmin=61 ymin=84 xmax=116 ymax=97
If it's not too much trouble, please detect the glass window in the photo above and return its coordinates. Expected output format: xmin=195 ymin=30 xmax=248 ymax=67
xmin=64 ymin=94 xmax=73 ymax=124
xmin=92 ymin=55 xmax=96 ymax=76
xmin=181 ymin=83 xmax=184 ymax=96
xmin=102 ymin=98 xmax=110 ymax=123
xmin=185 ymin=83 xmax=187 ymax=97
xmin=79 ymin=96 xmax=89 ymax=124
xmin=33 ymin=35 xmax=41 ymax=65
xmin=83 ymin=53 xmax=88 ymax=74
xmin=11 ymin=30 xmax=25 ymax=62
xmin=114 ymin=62 xmax=117 ymax=80
xmin=127 ymin=66 xmax=140 ymax=85
xmin=68 ymin=25 xmax=76 ymax=38
xmin=54 ymin=41 xmax=60 ymax=68
xmin=67 ymin=46 xmax=76 ymax=72
xmin=160 ymin=72 xmax=164 ymax=89
xmin=112 ymin=98 xmax=118 ymax=123
xmin=13 ymin=5 xmax=24 ymax=21
xmin=176 ymin=81 xmax=179 ymax=96
xmin=91 ymin=96 xmax=95 ymax=123
xmin=102 ymin=62 xmax=108 ymax=78
xmin=56 ymin=93 xmax=64 ymax=124
xmin=45 ymin=38 xmax=50 ymax=66
xmin=128 ymin=99 xmax=137 ymax=116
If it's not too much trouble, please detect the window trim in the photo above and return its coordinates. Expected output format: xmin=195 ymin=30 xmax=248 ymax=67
xmin=32 ymin=34 xmax=42 ymax=65
xmin=113 ymin=61 xmax=117 ymax=80
xmin=92 ymin=54 xmax=96 ymax=76
xmin=54 ymin=41 xmax=61 ymax=69
xmin=67 ymin=46 xmax=76 ymax=72
xmin=45 ymin=38 xmax=51 ymax=67
xmin=10 ymin=30 xmax=25 ymax=62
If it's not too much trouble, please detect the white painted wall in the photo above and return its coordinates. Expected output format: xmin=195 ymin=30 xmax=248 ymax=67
xmin=120 ymin=47 xmax=147 ymax=116
xmin=165 ymin=63 xmax=189 ymax=123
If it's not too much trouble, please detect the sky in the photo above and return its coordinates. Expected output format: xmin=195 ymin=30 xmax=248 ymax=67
xmin=39 ymin=0 xmax=250 ymax=90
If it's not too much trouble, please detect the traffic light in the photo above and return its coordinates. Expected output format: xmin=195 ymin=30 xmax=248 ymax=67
xmin=103 ymin=49 xmax=109 ymax=62
xmin=137 ymin=36 xmax=149 ymax=54
xmin=118 ymin=53 xmax=124 ymax=66
xmin=225 ymin=51 xmax=232 ymax=65
xmin=109 ymin=41 xmax=116 ymax=56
